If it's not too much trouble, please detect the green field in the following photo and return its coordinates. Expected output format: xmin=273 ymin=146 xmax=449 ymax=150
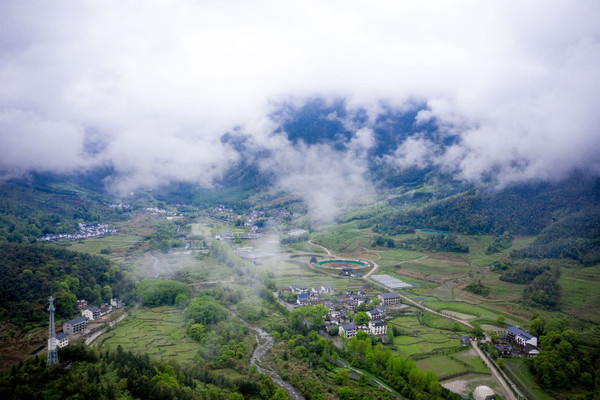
xmin=503 ymin=359 xmax=555 ymax=400
xmin=96 ymin=306 xmax=201 ymax=364
xmin=416 ymin=348 xmax=489 ymax=377
xmin=559 ymin=265 xmax=600 ymax=323
xmin=388 ymin=314 xmax=463 ymax=358
xmin=63 ymin=233 xmax=143 ymax=257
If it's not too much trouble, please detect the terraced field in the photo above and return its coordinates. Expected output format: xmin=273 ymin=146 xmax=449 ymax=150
xmin=96 ymin=306 xmax=200 ymax=364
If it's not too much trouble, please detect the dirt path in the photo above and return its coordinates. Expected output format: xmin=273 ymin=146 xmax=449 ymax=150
xmin=471 ymin=340 xmax=517 ymax=400
xmin=308 ymin=240 xmax=332 ymax=256
xmin=229 ymin=310 xmax=305 ymax=400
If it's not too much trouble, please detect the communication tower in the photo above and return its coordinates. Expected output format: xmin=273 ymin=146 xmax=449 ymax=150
xmin=47 ymin=296 xmax=58 ymax=365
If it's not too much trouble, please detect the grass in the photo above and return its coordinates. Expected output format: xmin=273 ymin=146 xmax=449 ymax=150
xmin=559 ymin=265 xmax=600 ymax=323
xmin=96 ymin=306 xmax=201 ymax=364
xmin=503 ymin=359 xmax=555 ymax=400
xmin=64 ymin=233 xmax=143 ymax=257
xmin=416 ymin=348 xmax=489 ymax=377
xmin=388 ymin=314 xmax=462 ymax=359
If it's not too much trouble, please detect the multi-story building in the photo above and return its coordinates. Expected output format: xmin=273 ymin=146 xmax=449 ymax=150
xmin=63 ymin=316 xmax=88 ymax=335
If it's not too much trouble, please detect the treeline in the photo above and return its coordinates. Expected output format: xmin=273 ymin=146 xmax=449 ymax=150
xmin=511 ymin=207 xmax=600 ymax=265
xmin=373 ymin=177 xmax=600 ymax=248
xmin=526 ymin=317 xmax=599 ymax=395
xmin=397 ymin=234 xmax=469 ymax=253
xmin=137 ymin=279 xmax=192 ymax=307
xmin=0 ymin=344 xmax=279 ymax=400
xmin=0 ymin=243 xmax=134 ymax=324
xmin=464 ymin=281 xmax=490 ymax=297
xmin=486 ymin=231 xmax=513 ymax=254
xmin=492 ymin=261 xmax=561 ymax=309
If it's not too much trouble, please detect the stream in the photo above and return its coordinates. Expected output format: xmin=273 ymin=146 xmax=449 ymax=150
xmin=228 ymin=310 xmax=305 ymax=400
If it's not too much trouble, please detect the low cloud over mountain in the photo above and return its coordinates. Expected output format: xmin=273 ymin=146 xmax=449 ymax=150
xmin=2 ymin=0 xmax=600 ymax=212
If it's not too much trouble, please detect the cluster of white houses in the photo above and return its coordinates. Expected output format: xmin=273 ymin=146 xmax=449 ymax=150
xmin=40 ymin=223 xmax=116 ymax=241
xmin=283 ymin=285 xmax=405 ymax=338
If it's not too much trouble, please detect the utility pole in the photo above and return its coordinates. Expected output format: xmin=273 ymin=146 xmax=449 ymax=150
xmin=47 ymin=296 xmax=58 ymax=365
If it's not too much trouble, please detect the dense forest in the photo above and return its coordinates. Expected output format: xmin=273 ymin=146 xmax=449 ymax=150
xmin=0 ymin=344 xmax=280 ymax=400
xmin=0 ymin=243 xmax=134 ymax=324
xmin=373 ymin=177 xmax=600 ymax=264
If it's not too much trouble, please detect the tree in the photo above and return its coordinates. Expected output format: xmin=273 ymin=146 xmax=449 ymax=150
xmin=188 ymin=323 xmax=205 ymax=341
xmin=496 ymin=314 xmax=505 ymax=325
xmin=101 ymin=285 xmax=113 ymax=302
xmin=354 ymin=312 xmax=369 ymax=325
xmin=293 ymin=345 xmax=307 ymax=359
xmin=185 ymin=296 xmax=228 ymax=325
xmin=335 ymin=369 xmax=350 ymax=386
xmin=174 ymin=293 xmax=189 ymax=308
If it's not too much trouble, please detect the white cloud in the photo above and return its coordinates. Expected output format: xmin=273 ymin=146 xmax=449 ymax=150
xmin=0 ymin=0 xmax=599 ymax=204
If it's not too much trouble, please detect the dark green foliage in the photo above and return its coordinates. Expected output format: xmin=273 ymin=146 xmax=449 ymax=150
xmin=0 ymin=243 xmax=129 ymax=323
xmin=523 ymin=268 xmax=561 ymax=310
xmin=185 ymin=296 xmax=228 ymax=325
xmin=374 ymin=177 xmax=600 ymax=241
xmin=398 ymin=233 xmax=469 ymax=253
xmin=528 ymin=319 xmax=598 ymax=396
xmin=486 ymin=231 xmax=513 ymax=254
xmin=511 ymin=207 xmax=600 ymax=265
xmin=464 ymin=281 xmax=490 ymax=297
xmin=494 ymin=260 xmax=551 ymax=284
xmin=0 ymin=344 xmax=266 ymax=399
xmin=137 ymin=279 xmax=192 ymax=307
xmin=372 ymin=235 xmax=395 ymax=248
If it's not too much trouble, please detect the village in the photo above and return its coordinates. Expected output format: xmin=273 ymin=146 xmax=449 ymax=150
xmin=276 ymin=282 xmax=542 ymax=362
xmin=40 ymin=223 xmax=117 ymax=242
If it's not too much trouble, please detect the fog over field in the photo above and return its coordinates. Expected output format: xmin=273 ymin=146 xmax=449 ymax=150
xmin=1 ymin=0 xmax=599 ymax=210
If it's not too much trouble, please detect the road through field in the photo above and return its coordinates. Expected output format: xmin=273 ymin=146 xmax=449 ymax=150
xmin=229 ymin=310 xmax=305 ymax=400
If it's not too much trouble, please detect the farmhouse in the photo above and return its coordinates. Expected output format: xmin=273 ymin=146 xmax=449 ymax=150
xmin=290 ymin=285 xmax=309 ymax=294
xmin=495 ymin=343 xmax=512 ymax=356
xmin=368 ymin=320 xmax=387 ymax=335
xmin=507 ymin=325 xmax=538 ymax=347
xmin=320 ymin=285 xmax=335 ymax=294
xmin=82 ymin=306 xmax=101 ymax=320
xmin=297 ymin=293 xmax=309 ymax=306
xmin=63 ymin=316 xmax=88 ymax=335
xmin=367 ymin=306 xmax=386 ymax=320
xmin=523 ymin=343 xmax=540 ymax=357
xmin=378 ymin=292 xmax=401 ymax=306
xmin=55 ymin=332 xmax=69 ymax=348
xmin=110 ymin=298 xmax=123 ymax=308
xmin=100 ymin=303 xmax=113 ymax=316
xmin=340 ymin=323 xmax=358 ymax=338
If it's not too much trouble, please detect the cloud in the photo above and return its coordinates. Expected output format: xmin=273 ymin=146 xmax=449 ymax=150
xmin=1 ymin=0 xmax=599 ymax=207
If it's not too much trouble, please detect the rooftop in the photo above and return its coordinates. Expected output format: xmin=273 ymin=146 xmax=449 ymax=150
xmin=65 ymin=316 xmax=88 ymax=325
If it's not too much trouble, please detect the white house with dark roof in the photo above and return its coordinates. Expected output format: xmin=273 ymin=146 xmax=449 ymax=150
xmin=367 ymin=306 xmax=386 ymax=320
xmin=290 ymin=285 xmax=309 ymax=294
xmin=63 ymin=316 xmax=88 ymax=335
xmin=320 ymin=285 xmax=335 ymax=294
xmin=82 ymin=306 xmax=101 ymax=320
xmin=378 ymin=292 xmax=401 ymax=306
xmin=340 ymin=323 xmax=358 ymax=338
xmin=55 ymin=332 xmax=69 ymax=348
xmin=507 ymin=325 xmax=538 ymax=348
xmin=368 ymin=320 xmax=387 ymax=335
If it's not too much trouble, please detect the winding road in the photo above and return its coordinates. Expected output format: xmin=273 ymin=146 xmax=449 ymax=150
xmin=309 ymin=240 xmax=521 ymax=400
